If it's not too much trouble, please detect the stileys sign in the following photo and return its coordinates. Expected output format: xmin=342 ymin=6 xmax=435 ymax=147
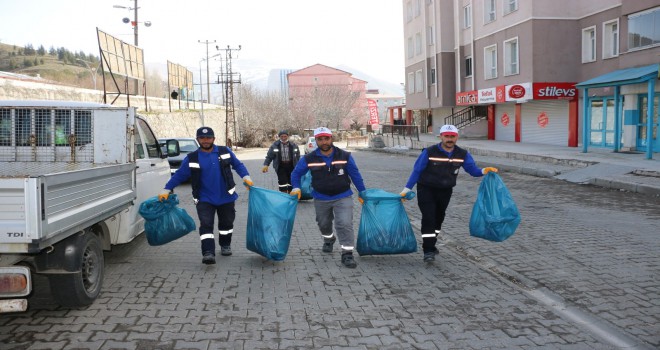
xmin=533 ymin=82 xmax=578 ymax=100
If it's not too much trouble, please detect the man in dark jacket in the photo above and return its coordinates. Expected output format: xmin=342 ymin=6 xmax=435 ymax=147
xmin=290 ymin=127 xmax=366 ymax=268
xmin=159 ymin=126 xmax=253 ymax=265
xmin=401 ymin=124 xmax=498 ymax=262
xmin=262 ymin=130 xmax=300 ymax=193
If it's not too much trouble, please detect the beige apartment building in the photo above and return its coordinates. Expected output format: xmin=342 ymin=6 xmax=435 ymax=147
xmin=403 ymin=0 xmax=660 ymax=156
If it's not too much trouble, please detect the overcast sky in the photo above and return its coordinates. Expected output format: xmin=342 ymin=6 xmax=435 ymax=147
xmin=0 ymin=0 xmax=405 ymax=86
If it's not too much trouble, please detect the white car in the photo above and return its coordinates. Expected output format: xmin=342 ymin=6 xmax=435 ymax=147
xmin=304 ymin=136 xmax=317 ymax=154
xmin=158 ymin=137 xmax=200 ymax=174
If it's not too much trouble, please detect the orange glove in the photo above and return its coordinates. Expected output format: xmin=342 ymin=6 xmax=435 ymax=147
xmin=358 ymin=197 xmax=364 ymax=205
xmin=290 ymin=188 xmax=301 ymax=200
xmin=482 ymin=167 xmax=498 ymax=174
xmin=158 ymin=191 xmax=170 ymax=201
xmin=400 ymin=187 xmax=411 ymax=202
xmin=261 ymin=166 xmax=269 ymax=173
xmin=242 ymin=176 xmax=254 ymax=190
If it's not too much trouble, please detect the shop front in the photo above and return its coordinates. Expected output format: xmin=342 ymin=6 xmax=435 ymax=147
xmin=576 ymin=64 xmax=659 ymax=160
xmin=456 ymin=82 xmax=579 ymax=147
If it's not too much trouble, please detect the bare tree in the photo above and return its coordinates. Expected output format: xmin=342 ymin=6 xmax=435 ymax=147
xmin=236 ymin=84 xmax=297 ymax=147
xmin=289 ymin=84 xmax=366 ymax=131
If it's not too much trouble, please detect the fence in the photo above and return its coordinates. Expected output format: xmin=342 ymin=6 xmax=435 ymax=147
xmin=380 ymin=124 xmax=420 ymax=140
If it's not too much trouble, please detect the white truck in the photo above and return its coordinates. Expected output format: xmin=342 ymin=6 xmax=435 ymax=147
xmin=0 ymin=100 xmax=178 ymax=313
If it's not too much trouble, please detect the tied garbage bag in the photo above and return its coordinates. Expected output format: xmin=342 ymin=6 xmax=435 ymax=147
xmin=469 ymin=172 xmax=521 ymax=242
xmin=138 ymin=194 xmax=196 ymax=246
xmin=300 ymin=170 xmax=313 ymax=200
xmin=246 ymin=186 xmax=299 ymax=261
xmin=356 ymin=189 xmax=417 ymax=256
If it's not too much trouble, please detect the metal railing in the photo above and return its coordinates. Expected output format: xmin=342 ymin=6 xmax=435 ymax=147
xmin=444 ymin=106 xmax=488 ymax=129
xmin=380 ymin=124 xmax=419 ymax=140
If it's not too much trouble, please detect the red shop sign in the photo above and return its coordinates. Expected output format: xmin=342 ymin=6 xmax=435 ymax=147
xmin=508 ymin=84 xmax=526 ymax=99
xmin=538 ymin=112 xmax=549 ymax=128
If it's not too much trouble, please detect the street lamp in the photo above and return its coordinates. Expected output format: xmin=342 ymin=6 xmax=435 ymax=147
xmin=113 ymin=0 xmax=151 ymax=46
xmin=77 ymin=59 xmax=100 ymax=90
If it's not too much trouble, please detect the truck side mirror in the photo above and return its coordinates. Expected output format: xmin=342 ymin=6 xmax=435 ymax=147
xmin=161 ymin=139 xmax=180 ymax=158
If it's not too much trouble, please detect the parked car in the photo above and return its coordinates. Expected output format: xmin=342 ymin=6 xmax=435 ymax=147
xmin=158 ymin=137 xmax=200 ymax=174
xmin=304 ymin=136 xmax=317 ymax=154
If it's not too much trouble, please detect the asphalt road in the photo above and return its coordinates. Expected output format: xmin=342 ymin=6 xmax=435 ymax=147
xmin=2 ymin=148 xmax=658 ymax=350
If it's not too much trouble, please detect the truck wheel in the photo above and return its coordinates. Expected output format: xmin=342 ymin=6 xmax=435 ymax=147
xmin=49 ymin=232 xmax=105 ymax=307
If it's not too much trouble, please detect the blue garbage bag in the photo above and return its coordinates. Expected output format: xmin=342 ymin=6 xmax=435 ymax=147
xmin=356 ymin=189 xmax=417 ymax=256
xmin=469 ymin=172 xmax=521 ymax=242
xmin=300 ymin=170 xmax=313 ymax=200
xmin=246 ymin=186 xmax=299 ymax=261
xmin=138 ymin=194 xmax=197 ymax=246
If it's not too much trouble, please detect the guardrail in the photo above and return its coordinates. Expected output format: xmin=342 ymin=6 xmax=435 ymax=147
xmin=346 ymin=136 xmax=369 ymax=148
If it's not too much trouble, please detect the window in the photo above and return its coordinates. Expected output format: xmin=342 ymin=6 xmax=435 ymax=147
xmin=427 ymin=26 xmax=434 ymax=46
xmin=628 ymin=7 xmax=660 ymax=50
xmin=603 ymin=19 xmax=619 ymax=58
xmin=465 ymin=56 xmax=472 ymax=77
xmin=504 ymin=37 xmax=519 ymax=76
xmin=484 ymin=45 xmax=497 ymax=79
xmin=407 ymin=72 xmax=415 ymax=94
xmin=463 ymin=4 xmax=472 ymax=28
xmin=407 ymin=37 xmax=414 ymax=58
xmin=415 ymin=33 xmax=422 ymax=55
xmin=407 ymin=1 xmax=413 ymax=22
xmin=484 ymin=0 xmax=496 ymax=23
xmin=503 ymin=0 xmax=518 ymax=15
xmin=54 ymin=110 xmax=70 ymax=146
xmin=414 ymin=0 xmax=421 ymax=17
xmin=415 ymin=70 xmax=424 ymax=92
xmin=582 ymin=26 xmax=596 ymax=62
xmin=430 ymin=68 xmax=436 ymax=84
xmin=74 ymin=110 xmax=92 ymax=146
xmin=0 ymin=109 xmax=11 ymax=146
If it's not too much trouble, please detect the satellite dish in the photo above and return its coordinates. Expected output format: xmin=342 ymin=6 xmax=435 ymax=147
xmin=122 ymin=17 xmax=130 ymax=24
xmin=144 ymin=21 xmax=152 ymax=27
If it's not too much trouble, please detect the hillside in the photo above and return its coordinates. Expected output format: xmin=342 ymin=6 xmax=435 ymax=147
xmin=0 ymin=42 xmax=100 ymax=89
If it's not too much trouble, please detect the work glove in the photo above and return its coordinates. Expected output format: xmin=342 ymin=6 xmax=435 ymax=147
xmin=242 ymin=176 xmax=254 ymax=190
xmin=290 ymin=188 xmax=301 ymax=200
xmin=400 ymin=187 xmax=412 ymax=201
xmin=357 ymin=191 xmax=366 ymax=205
xmin=261 ymin=165 xmax=269 ymax=173
xmin=158 ymin=190 xmax=171 ymax=202
xmin=482 ymin=167 xmax=498 ymax=174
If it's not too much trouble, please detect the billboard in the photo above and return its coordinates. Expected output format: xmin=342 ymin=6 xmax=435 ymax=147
xmin=97 ymin=28 xmax=145 ymax=80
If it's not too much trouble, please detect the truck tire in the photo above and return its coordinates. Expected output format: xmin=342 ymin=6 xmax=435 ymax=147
xmin=49 ymin=232 xmax=105 ymax=307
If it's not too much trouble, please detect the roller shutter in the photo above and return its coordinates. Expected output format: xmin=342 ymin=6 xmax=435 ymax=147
xmin=521 ymin=100 xmax=569 ymax=146
xmin=494 ymin=103 xmax=516 ymax=141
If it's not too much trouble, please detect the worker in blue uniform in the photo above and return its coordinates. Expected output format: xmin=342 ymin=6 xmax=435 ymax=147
xmin=159 ymin=126 xmax=253 ymax=265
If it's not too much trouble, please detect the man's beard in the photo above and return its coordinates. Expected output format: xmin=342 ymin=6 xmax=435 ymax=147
xmin=200 ymin=144 xmax=214 ymax=150
xmin=319 ymin=143 xmax=332 ymax=151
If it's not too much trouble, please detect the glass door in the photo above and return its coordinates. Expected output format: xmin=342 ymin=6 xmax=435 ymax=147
xmin=589 ymin=98 xmax=618 ymax=148
xmin=637 ymin=94 xmax=659 ymax=152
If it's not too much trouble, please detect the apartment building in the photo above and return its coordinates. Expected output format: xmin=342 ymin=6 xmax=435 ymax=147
xmin=403 ymin=0 xmax=660 ymax=155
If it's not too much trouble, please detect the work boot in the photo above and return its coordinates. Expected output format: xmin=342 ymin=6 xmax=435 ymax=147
xmin=220 ymin=246 xmax=232 ymax=256
xmin=341 ymin=252 xmax=357 ymax=268
xmin=322 ymin=239 xmax=335 ymax=253
xmin=202 ymin=253 xmax=216 ymax=265
xmin=423 ymin=252 xmax=435 ymax=262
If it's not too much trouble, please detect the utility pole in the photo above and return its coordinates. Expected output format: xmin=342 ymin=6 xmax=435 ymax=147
xmin=217 ymin=45 xmax=241 ymax=148
xmin=198 ymin=40 xmax=216 ymax=105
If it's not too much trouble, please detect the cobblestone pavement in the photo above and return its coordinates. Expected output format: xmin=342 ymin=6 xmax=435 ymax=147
xmin=1 ymin=148 xmax=658 ymax=350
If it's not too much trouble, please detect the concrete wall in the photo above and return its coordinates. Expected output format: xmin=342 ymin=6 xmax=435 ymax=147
xmin=0 ymin=76 xmax=233 ymax=143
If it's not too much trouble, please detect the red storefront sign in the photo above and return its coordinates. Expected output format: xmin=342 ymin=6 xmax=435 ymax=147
xmin=456 ymin=91 xmax=478 ymax=106
xmin=455 ymin=82 xmax=575 ymax=105
xmin=533 ymin=82 xmax=578 ymax=100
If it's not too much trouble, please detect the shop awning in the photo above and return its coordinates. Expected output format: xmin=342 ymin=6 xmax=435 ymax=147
xmin=576 ymin=64 xmax=658 ymax=88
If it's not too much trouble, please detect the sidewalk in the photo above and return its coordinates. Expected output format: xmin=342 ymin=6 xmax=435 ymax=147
xmin=367 ymin=133 xmax=660 ymax=196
